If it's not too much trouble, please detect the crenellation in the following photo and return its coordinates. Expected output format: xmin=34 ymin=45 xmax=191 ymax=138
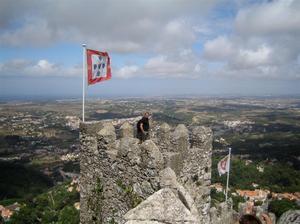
xmin=118 ymin=137 xmax=141 ymax=165
xmin=80 ymin=120 xmax=213 ymax=224
xmin=190 ymin=126 xmax=213 ymax=149
xmin=120 ymin=121 xmax=134 ymax=138
xmin=163 ymin=151 xmax=183 ymax=175
xmin=80 ymin=121 xmax=104 ymax=137
xmin=97 ymin=123 xmax=116 ymax=145
xmin=171 ymin=124 xmax=190 ymax=153
xmin=140 ymin=140 xmax=164 ymax=169
xmin=155 ymin=122 xmax=171 ymax=153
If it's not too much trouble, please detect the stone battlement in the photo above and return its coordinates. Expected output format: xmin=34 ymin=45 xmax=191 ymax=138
xmin=80 ymin=121 xmax=213 ymax=224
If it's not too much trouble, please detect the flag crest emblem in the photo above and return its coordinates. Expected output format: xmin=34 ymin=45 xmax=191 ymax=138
xmin=218 ymin=155 xmax=229 ymax=176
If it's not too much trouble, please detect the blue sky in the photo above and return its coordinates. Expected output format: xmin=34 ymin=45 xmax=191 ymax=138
xmin=0 ymin=0 xmax=300 ymax=98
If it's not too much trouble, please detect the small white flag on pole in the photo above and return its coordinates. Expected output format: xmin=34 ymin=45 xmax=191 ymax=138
xmin=217 ymin=148 xmax=232 ymax=202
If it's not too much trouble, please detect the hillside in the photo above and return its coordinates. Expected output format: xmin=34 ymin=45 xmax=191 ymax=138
xmin=6 ymin=180 xmax=79 ymax=224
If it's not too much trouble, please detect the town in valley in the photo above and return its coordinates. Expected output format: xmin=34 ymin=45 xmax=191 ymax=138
xmin=0 ymin=96 xmax=299 ymax=222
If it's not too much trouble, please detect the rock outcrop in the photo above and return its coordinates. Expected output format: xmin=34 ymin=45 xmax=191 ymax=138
xmin=210 ymin=200 xmax=237 ymax=224
xmin=124 ymin=167 xmax=201 ymax=224
xmin=80 ymin=121 xmax=213 ymax=224
xmin=124 ymin=188 xmax=198 ymax=224
xmin=278 ymin=210 xmax=300 ymax=224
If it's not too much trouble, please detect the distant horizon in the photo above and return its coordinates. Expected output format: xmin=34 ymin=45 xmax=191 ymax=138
xmin=1 ymin=93 xmax=300 ymax=102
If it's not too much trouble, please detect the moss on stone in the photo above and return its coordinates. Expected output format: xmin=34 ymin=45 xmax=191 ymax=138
xmin=116 ymin=179 xmax=143 ymax=208
xmin=87 ymin=177 xmax=104 ymax=224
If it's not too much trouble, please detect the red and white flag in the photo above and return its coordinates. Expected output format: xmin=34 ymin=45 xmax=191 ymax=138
xmin=218 ymin=155 xmax=230 ymax=176
xmin=86 ymin=49 xmax=111 ymax=85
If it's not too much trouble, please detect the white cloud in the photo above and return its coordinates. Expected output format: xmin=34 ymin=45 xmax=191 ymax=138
xmin=0 ymin=59 xmax=80 ymax=77
xmin=0 ymin=0 xmax=216 ymax=54
xmin=145 ymin=56 xmax=182 ymax=76
xmin=1 ymin=0 xmax=299 ymax=81
xmin=115 ymin=49 xmax=205 ymax=79
xmin=0 ymin=52 xmax=204 ymax=80
xmin=29 ymin=60 xmax=57 ymax=75
xmin=143 ymin=55 xmax=187 ymax=77
xmin=235 ymin=0 xmax=300 ymax=35
xmin=143 ymin=50 xmax=206 ymax=78
xmin=203 ymin=36 xmax=234 ymax=60
xmin=204 ymin=36 xmax=273 ymax=68
xmin=154 ymin=19 xmax=196 ymax=52
xmin=115 ymin=65 xmax=139 ymax=79
xmin=0 ymin=20 xmax=54 ymax=47
xmin=201 ymin=0 xmax=300 ymax=80
xmin=231 ymin=45 xmax=273 ymax=69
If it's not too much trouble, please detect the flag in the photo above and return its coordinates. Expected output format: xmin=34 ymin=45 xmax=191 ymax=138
xmin=218 ymin=155 xmax=230 ymax=176
xmin=86 ymin=49 xmax=111 ymax=85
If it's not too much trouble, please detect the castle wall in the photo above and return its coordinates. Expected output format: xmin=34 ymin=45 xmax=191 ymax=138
xmin=80 ymin=121 xmax=213 ymax=224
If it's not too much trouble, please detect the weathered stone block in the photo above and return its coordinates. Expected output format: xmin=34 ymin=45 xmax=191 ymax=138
xmin=163 ymin=152 xmax=183 ymax=175
xmin=140 ymin=140 xmax=164 ymax=169
xmin=277 ymin=210 xmax=300 ymax=224
xmin=120 ymin=122 xmax=134 ymax=138
xmin=97 ymin=122 xmax=116 ymax=143
xmin=124 ymin=188 xmax=198 ymax=223
xmin=80 ymin=121 xmax=103 ymax=136
xmin=190 ymin=126 xmax=213 ymax=149
xmin=118 ymin=137 xmax=141 ymax=165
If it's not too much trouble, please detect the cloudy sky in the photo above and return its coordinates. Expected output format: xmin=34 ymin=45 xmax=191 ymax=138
xmin=0 ymin=0 xmax=300 ymax=98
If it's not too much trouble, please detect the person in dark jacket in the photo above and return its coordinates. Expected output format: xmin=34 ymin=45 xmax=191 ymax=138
xmin=137 ymin=112 xmax=150 ymax=143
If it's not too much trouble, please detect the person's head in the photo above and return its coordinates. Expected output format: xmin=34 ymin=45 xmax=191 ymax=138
xmin=239 ymin=215 xmax=262 ymax=224
xmin=143 ymin=112 xmax=150 ymax=118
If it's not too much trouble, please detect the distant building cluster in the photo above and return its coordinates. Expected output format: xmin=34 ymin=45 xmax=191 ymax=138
xmin=271 ymin=192 xmax=300 ymax=201
xmin=211 ymin=183 xmax=224 ymax=193
xmin=236 ymin=189 xmax=300 ymax=202
xmin=0 ymin=203 xmax=20 ymax=222
xmin=223 ymin=120 xmax=254 ymax=129
xmin=67 ymin=177 xmax=80 ymax=193
xmin=68 ymin=177 xmax=80 ymax=211
xmin=236 ymin=189 xmax=270 ymax=202
xmin=60 ymin=152 xmax=79 ymax=161
xmin=211 ymin=184 xmax=300 ymax=203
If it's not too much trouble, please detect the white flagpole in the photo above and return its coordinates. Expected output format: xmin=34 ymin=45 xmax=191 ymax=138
xmin=82 ymin=44 xmax=86 ymax=122
xmin=225 ymin=147 xmax=231 ymax=202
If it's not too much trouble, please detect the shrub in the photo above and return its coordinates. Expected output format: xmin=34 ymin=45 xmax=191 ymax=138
xmin=268 ymin=199 xmax=300 ymax=218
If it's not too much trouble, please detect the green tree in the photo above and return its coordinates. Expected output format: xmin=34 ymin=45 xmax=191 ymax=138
xmin=211 ymin=188 xmax=225 ymax=207
xmin=41 ymin=210 xmax=58 ymax=223
xmin=268 ymin=199 xmax=300 ymax=218
xmin=58 ymin=206 xmax=79 ymax=224
xmin=7 ymin=206 xmax=39 ymax=224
